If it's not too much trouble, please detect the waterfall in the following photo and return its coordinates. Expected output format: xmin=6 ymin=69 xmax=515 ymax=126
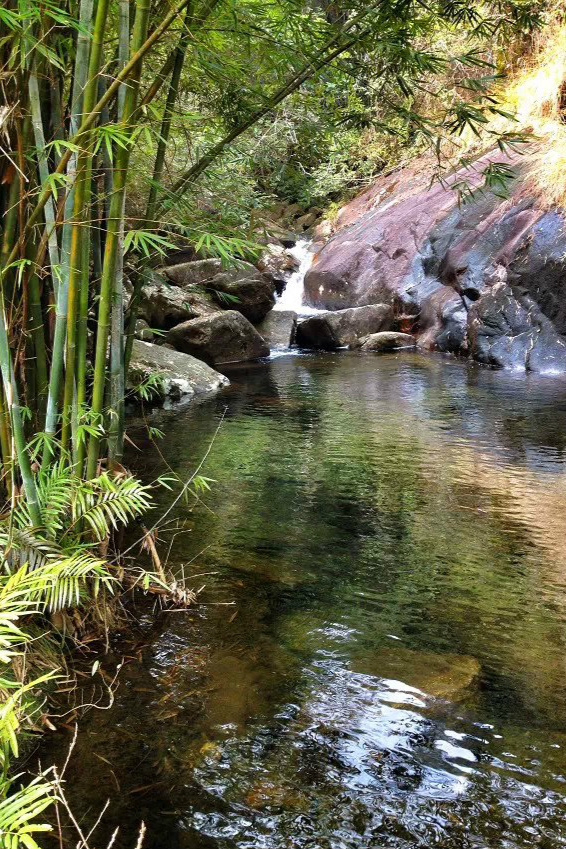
xmin=273 ymin=239 xmax=322 ymax=315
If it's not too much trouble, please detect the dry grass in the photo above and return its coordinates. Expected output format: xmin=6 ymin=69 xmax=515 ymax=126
xmin=501 ymin=21 xmax=566 ymax=207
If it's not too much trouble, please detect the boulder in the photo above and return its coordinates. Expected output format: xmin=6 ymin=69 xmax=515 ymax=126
xmin=295 ymin=304 xmax=394 ymax=350
xmin=257 ymin=244 xmax=300 ymax=277
xmin=129 ymin=340 xmax=229 ymax=405
xmin=162 ymin=258 xmax=222 ymax=287
xmin=138 ymin=276 xmax=217 ymax=329
xmin=295 ymin=211 xmax=318 ymax=231
xmin=134 ymin=319 xmax=154 ymax=342
xmin=209 ymin=264 xmax=276 ymax=323
xmin=257 ymin=310 xmax=297 ymax=350
xmin=357 ymin=331 xmax=417 ymax=352
xmin=167 ymin=310 xmax=269 ymax=365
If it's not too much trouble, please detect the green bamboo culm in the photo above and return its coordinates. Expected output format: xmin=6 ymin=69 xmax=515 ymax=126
xmin=107 ymin=0 xmax=132 ymax=465
xmin=88 ymin=0 xmax=152 ymax=477
xmin=0 ymin=284 xmax=41 ymax=527
xmin=41 ymin=0 xmax=96 ymax=470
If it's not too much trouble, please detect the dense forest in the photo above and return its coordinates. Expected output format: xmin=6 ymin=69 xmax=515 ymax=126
xmin=0 ymin=0 xmax=565 ymax=845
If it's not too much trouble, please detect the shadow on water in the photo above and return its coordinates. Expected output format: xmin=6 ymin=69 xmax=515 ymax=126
xmin=40 ymin=351 xmax=566 ymax=848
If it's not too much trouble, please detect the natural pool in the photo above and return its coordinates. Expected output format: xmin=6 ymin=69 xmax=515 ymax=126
xmin=41 ymin=351 xmax=566 ymax=848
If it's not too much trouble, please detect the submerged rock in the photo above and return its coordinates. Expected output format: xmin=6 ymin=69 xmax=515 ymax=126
xmin=296 ymin=304 xmax=394 ymax=349
xmin=129 ymin=339 xmax=229 ymax=404
xmin=257 ymin=310 xmax=297 ymax=350
xmin=356 ymin=331 xmax=417 ymax=352
xmin=167 ymin=310 xmax=269 ymax=365
xmin=352 ymin=645 xmax=480 ymax=702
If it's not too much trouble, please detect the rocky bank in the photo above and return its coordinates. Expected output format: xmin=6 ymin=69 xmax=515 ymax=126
xmin=303 ymin=149 xmax=566 ymax=375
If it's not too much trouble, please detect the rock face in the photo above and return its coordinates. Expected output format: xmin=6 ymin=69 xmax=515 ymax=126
xmin=257 ymin=310 xmax=297 ymax=350
xmin=357 ymin=331 xmax=417 ymax=352
xmin=209 ymin=264 xmax=276 ymax=323
xmin=129 ymin=340 xmax=229 ymax=405
xmin=304 ymin=149 xmax=566 ymax=373
xmin=167 ymin=310 xmax=270 ymax=365
xmin=296 ymin=304 xmax=393 ymax=350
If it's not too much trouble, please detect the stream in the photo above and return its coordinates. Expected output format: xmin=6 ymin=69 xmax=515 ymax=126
xmin=40 ymin=347 xmax=566 ymax=849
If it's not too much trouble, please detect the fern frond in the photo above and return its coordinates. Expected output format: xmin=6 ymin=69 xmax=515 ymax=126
xmin=71 ymin=473 xmax=153 ymax=541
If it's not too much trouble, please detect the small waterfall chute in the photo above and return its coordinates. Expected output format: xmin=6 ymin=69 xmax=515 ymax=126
xmin=273 ymin=239 xmax=322 ymax=315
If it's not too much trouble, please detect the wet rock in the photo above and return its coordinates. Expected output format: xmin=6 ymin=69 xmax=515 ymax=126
xmin=209 ymin=264 xmax=276 ymax=323
xmin=167 ymin=310 xmax=269 ymax=365
xmin=134 ymin=319 xmax=154 ymax=342
xmin=357 ymin=331 xmax=416 ymax=352
xmin=257 ymin=244 xmax=300 ymax=277
xmin=312 ymin=219 xmax=333 ymax=243
xmin=257 ymin=310 xmax=297 ymax=350
xmin=352 ymin=645 xmax=480 ymax=702
xmin=138 ymin=276 xmax=217 ymax=329
xmin=162 ymin=258 xmax=222 ymax=287
xmin=296 ymin=304 xmax=394 ymax=350
xmin=129 ymin=339 xmax=229 ymax=404
xmin=467 ymin=283 xmax=566 ymax=373
xmin=296 ymin=211 xmax=318 ymax=231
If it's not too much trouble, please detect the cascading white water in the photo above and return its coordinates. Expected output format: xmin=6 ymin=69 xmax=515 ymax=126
xmin=273 ymin=239 xmax=322 ymax=315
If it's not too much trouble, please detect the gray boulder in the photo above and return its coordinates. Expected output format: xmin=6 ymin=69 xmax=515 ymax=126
xmin=167 ymin=310 xmax=269 ymax=365
xmin=134 ymin=319 xmax=154 ymax=342
xmin=257 ymin=244 xmax=300 ymax=277
xmin=129 ymin=340 xmax=229 ymax=406
xmin=257 ymin=310 xmax=297 ymax=350
xmin=296 ymin=211 xmax=318 ymax=231
xmin=295 ymin=304 xmax=394 ymax=350
xmin=162 ymin=258 xmax=222 ymax=287
xmin=138 ymin=276 xmax=217 ymax=329
xmin=357 ymin=331 xmax=416 ymax=352
xmin=209 ymin=265 xmax=276 ymax=323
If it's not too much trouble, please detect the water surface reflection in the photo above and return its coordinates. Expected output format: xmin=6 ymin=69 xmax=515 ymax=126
xmin=41 ymin=352 xmax=566 ymax=848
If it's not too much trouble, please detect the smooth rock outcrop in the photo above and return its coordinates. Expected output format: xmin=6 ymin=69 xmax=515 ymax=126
xmin=303 ymin=148 xmax=566 ymax=373
xmin=257 ymin=310 xmax=297 ymax=350
xmin=209 ymin=264 xmax=276 ymax=323
xmin=296 ymin=304 xmax=393 ymax=350
xmin=167 ymin=310 xmax=269 ymax=365
xmin=129 ymin=340 xmax=229 ymax=405
xmin=357 ymin=331 xmax=417 ymax=352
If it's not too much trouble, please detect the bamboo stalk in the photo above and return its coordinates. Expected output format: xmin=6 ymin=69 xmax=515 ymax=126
xmin=107 ymin=0 xmax=131 ymax=464
xmin=87 ymin=0 xmax=152 ymax=477
xmin=28 ymin=70 xmax=60 ymax=281
xmin=0 ymin=285 xmax=41 ymax=526
xmin=42 ymin=0 xmax=96 ymax=467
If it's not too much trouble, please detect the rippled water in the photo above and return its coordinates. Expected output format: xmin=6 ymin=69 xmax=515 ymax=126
xmin=41 ymin=352 xmax=566 ymax=848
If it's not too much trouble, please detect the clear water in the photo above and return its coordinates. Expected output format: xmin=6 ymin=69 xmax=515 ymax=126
xmin=41 ymin=352 xmax=566 ymax=849
xmin=273 ymin=240 xmax=321 ymax=315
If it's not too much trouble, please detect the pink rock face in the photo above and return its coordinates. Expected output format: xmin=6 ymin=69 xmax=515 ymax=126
xmin=303 ymin=149 xmax=566 ymax=373
xmin=304 ymin=150 xmax=521 ymax=311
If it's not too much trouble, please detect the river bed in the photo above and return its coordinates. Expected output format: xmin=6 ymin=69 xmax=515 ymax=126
xmin=41 ymin=351 xmax=566 ymax=848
